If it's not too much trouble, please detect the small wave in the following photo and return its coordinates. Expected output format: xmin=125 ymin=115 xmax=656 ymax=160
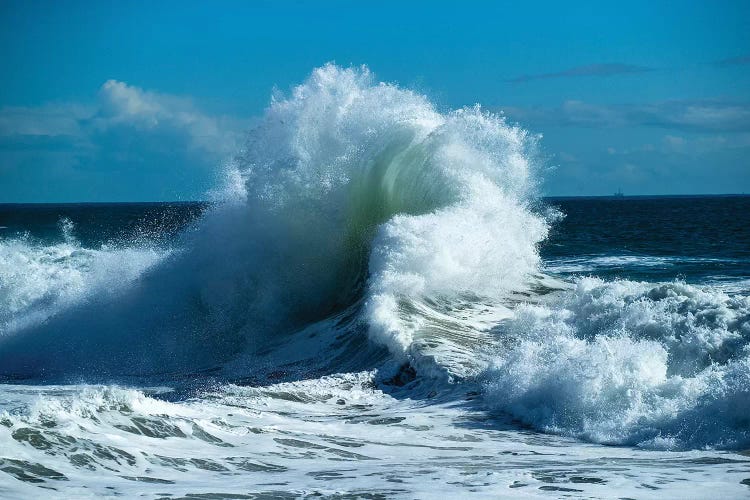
xmin=0 ymin=224 xmax=170 ymax=335
xmin=545 ymin=254 xmax=748 ymax=273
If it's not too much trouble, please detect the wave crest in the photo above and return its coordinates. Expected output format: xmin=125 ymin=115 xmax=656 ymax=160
xmin=0 ymin=64 xmax=546 ymax=379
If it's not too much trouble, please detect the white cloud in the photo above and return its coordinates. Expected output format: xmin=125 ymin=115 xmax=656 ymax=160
xmin=0 ymin=81 xmax=251 ymax=201
xmin=93 ymin=80 xmax=242 ymax=155
xmin=503 ymin=99 xmax=750 ymax=132
xmin=0 ymin=80 xmax=244 ymax=155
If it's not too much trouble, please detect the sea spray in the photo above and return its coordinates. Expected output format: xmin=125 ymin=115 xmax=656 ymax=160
xmin=0 ymin=222 xmax=168 ymax=335
xmin=0 ymin=64 xmax=748 ymax=457
xmin=483 ymin=277 xmax=750 ymax=449
xmin=0 ymin=64 xmax=548 ymax=379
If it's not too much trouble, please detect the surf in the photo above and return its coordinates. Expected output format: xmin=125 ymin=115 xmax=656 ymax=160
xmin=0 ymin=64 xmax=547 ymax=380
xmin=1 ymin=64 xmax=748 ymax=453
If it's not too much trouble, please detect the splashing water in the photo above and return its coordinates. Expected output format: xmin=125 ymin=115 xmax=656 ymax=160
xmin=1 ymin=65 xmax=749 ymax=498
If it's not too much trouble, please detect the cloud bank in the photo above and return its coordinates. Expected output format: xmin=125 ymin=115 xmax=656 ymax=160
xmin=0 ymin=81 xmax=247 ymax=201
xmin=503 ymin=99 xmax=750 ymax=132
xmin=497 ymin=96 xmax=750 ymax=195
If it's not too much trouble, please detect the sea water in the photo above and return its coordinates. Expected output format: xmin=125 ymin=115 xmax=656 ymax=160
xmin=1 ymin=65 xmax=748 ymax=499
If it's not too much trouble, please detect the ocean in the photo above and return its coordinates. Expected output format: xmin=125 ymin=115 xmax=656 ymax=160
xmin=1 ymin=66 xmax=749 ymax=499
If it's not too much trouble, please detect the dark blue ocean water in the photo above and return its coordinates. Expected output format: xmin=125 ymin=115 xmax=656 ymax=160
xmin=3 ymin=195 xmax=748 ymax=286
xmin=542 ymin=195 xmax=750 ymax=287
xmin=0 ymin=201 xmax=207 ymax=247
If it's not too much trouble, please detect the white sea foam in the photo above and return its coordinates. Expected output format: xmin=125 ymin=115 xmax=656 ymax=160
xmin=1 ymin=65 xmax=749 ymax=498
xmin=1 ymin=378 xmax=748 ymax=499
xmin=483 ymin=277 xmax=750 ymax=450
xmin=0 ymin=227 xmax=169 ymax=335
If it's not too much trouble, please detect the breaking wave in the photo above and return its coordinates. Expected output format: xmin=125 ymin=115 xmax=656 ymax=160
xmin=0 ymin=64 xmax=747 ymax=451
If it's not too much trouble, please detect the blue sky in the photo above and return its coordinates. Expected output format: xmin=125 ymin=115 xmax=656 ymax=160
xmin=1 ymin=0 xmax=748 ymax=201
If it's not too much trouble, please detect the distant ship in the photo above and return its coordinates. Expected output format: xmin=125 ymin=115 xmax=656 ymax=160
xmin=613 ymin=188 xmax=625 ymax=198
